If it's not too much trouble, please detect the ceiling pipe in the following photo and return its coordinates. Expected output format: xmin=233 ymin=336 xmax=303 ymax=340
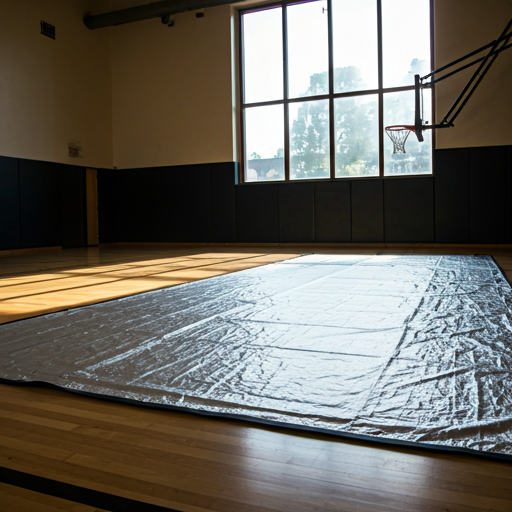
xmin=84 ymin=0 xmax=234 ymax=29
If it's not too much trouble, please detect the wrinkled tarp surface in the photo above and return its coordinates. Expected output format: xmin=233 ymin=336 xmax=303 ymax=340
xmin=1 ymin=254 xmax=512 ymax=458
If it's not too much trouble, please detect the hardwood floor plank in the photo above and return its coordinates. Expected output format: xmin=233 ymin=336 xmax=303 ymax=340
xmin=0 ymin=408 xmax=79 ymax=432
xmin=1 ymin=386 xmax=511 ymax=510
xmin=0 ymin=447 xmax=281 ymax=512
xmin=8 ymin=421 xmax=511 ymax=508
xmin=0 ymin=249 xmax=300 ymax=324
xmin=0 ymin=274 xmax=73 ymax=288
xmin=0 ymin=276 xmax=122 ymax=301
xmin=0 ymin=491 xmax=78 ymax=512
xmin=0 ymin=484 xmax=101 ymax=512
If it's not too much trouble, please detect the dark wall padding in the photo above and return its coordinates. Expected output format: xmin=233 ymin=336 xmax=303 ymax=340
xmin=160 ymin=164 xmax=211 ymax=243
xmin=160 ymin=167 xmax=188 ymax=242
xmin=19 ymin=160 xmax=62 ymax=248
xmin=469 ymin=146 xmax=509 ymax=243
xmin=97 ymin=169 xmax=118 ymax=244
xmin=315 ymin=181 xmax=351 ymax=242
xmin=115 ymin=168 xmax=163 ymax=242
xmin=508 ymin=146 xmax=512 ymax=243
xmin=96 ymin=145 xmax=512 ymax=245
xmin=0 ymin=158 xmax=87 ymax=250
xmin=384 ymin=178 xmax=434 ymax=243
xmin=61 ymin=165 xmax=86 ymax=247
xmin=210 ymin=162 xmax=237 ymax=242
xmin=0 ymin=156 xmax=21 ymax=250
xmin=181 ymin=164 xmax=211 ymax=242
xmin=279 ymin=182 xmax=315 ymax=243
xmin=435 ymin=149 xmax=470 ymax=243
xmin=2 ymin=145 xmax=511 ymax=250
xmin=236 ymin=183 xmax=279 ymax=243
xmin=351 ymin=180 xmax=384 ymax=243
xmin=99 ymin=164 xmax=217 ymax=244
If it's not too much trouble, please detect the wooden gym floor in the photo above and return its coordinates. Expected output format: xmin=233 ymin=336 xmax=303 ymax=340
xmin=1 ymin=245 xmax=512 ymax=512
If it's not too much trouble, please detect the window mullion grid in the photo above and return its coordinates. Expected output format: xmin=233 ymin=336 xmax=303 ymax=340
xmin=377 ymin=0 xmax=384 ymax=178
xmin=239 ymin=0 xmax=433 ymax=185
xmin=282 ymin=3 xmax=290 ymax=182
xmin=429 ymin=0 xmax=436 ymax=164
xmin=327 ymin=0 xmax=335 ymax=180
xmin=239 ymin=10 xmax=246 ymax=183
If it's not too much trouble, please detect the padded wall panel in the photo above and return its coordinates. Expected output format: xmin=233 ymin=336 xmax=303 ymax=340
xmin=384 ymin=178 xmax=434 ymax=243
xmin=160 ymin=164 xmax=212 ymax=242
xmin=314 ymin=181 xmax=351 ymax=242
xmin=114 ymin=168 xmax=162 ymax=242
xmin=351 ymin=180 xmax=384 ymax=242
xmin=434 ymin=149 xmax=470 ymax=243
xmin=210 ymin=162 xmax=237 ymax=242
xmin=98 ymin=165 xmax=213 ymax=244
xmin=279 ymin=182 xmax=315 ymax=243
xmin=19 ymin=160 xmax=62 ymax=248
xmin=236 ymin=184 xmax=279 ymax=242
xmin=61 ymin=165 xmax=86 ymax=247
xmin=469 ymin=146 xmax=508 ymax=243
xmin=160 ymin=167 xmax=187 ymax=242
xmin=0 ymin=156 xmax=21 ymax=250
xmin=508 ymin=146 xmax=512 ymax=243
xmin=97 ymin=169 xmax=118 ymax=243
xmin=183 ymin=164 xmax=211 ymax=242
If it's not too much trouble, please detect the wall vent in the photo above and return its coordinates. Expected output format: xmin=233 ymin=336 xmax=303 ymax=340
xmin=40 ymin=21 xmax=55 ymax=39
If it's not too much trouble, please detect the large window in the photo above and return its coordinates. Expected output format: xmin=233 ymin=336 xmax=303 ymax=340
xmin=240 ymin=0 xmax=432 ymax=182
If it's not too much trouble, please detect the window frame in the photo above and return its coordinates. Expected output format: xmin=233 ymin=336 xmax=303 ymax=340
xmin=238 ymin=0 xmax=435 ymax=184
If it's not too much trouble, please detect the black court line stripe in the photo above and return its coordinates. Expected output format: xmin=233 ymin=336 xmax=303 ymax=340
xmin=0 ymin=466 xmax=182 ymax=512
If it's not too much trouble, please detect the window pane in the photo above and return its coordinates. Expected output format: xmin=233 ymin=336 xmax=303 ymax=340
xmin=384 ymin=89 xmax=432 ymax=176
xmin=335 ymin=95 xmax=379 ymax=177
xmin=332 ymin=0 xmax=378 ymax=93
xmin=290 ymin=99 xmax=330 ymax=180
xmin=382 ymin=0 xmax=430 ymax=88
xmin=245 ymin=105 xmax=285 ymax=182
xmin=242 ymin=8 xmax=283 ymax=104
xmin=287 ymin=1 xmax=329 ymax=99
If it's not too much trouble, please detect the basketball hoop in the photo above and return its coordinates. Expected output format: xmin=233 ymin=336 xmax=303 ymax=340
xmin=385 ymin=125 xmax=415 ymax=154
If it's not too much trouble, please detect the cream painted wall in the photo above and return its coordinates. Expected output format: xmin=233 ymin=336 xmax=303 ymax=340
xmin=108 ymin=0 xmax=511 ymax=169
xmin=434 ymin=0 xmax=512 ymax=148
xmin=0 ymin=0 xmax=113 ymax=168
xmin=1 ymin=0 xmax=510 ymax=171
xmin=110 ymin=4 xmax=234 ymax=169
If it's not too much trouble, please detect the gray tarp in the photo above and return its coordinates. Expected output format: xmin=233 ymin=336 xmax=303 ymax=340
xmin=1 ymin=254 xmax=511 ymax=458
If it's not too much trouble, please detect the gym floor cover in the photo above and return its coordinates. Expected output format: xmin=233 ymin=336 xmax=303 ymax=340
xmin=1 ymin=254 xmax=511 ymax=460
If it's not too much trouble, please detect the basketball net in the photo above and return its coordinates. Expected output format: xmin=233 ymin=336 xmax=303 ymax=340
xmin=385 ymin=125 xmax=415 ymax=154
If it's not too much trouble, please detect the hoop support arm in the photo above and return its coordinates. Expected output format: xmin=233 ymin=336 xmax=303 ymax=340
xmin=420 ymin=123 xmax=453 ymax=131
xmin=426 ymin=40 xmax=512 ymax=86
xmin=421 ymin=26 xmax=512 ymax=82
xmin=443 ymin=20 xmax=512 ymax=126
xmin=414 ymin=17 xmax=512 ymax=137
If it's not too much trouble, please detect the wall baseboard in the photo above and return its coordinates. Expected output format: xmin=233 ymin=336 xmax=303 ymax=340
xmin=0 ymin=246 xmax=62 ymax=258
xmin=100 ymin=242 xmax=512 ymax=250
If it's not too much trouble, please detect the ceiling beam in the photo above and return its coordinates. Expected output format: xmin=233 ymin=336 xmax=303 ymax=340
xmin=84 ymin=0 xmax=234 ymax=29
